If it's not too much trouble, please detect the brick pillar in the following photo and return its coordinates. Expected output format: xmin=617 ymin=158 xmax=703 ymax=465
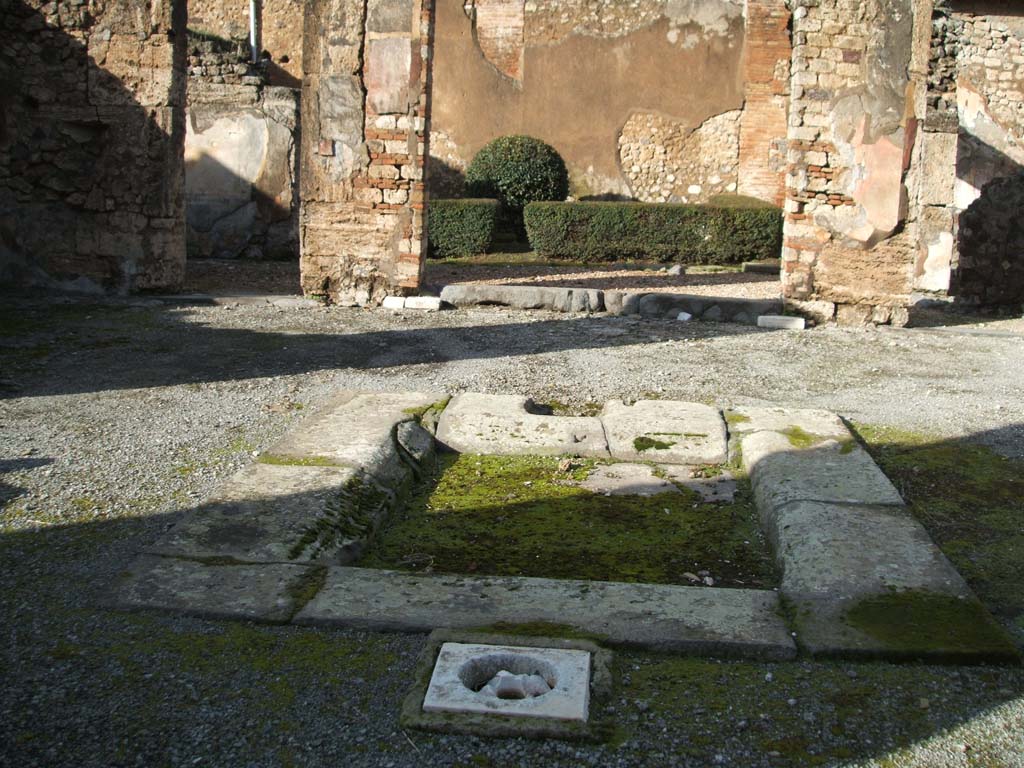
xmin=737 ymin=0 xmax=791 ymax=206
xmin=781 ymin=0 xmax=928 ymax=325
xmin=299 ymin=0 xmax=432 ymax=305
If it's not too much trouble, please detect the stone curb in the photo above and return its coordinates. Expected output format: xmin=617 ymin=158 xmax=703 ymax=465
xmin=734 ymin=407 xmax=1018 ymax=662
xmin=439 ymin=284 xmax=783 ymax=324
xmin=294 ymin=567 xmax=797 ymax=660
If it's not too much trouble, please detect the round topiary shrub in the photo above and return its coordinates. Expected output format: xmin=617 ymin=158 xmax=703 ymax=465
xmin=465 ymin=135 xmax=569 ymax=212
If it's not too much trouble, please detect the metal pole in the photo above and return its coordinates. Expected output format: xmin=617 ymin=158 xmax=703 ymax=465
xmin=249 ymin=0 xmax=258 ymax=64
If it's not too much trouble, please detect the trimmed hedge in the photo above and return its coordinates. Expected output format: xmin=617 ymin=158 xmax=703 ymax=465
xmin=523 ymin=201 xmax=783 ymax=264
xmin=427 ymin=198 xmax=499 ymax=258
xmin=466 ymin=135 xmax=569 ymax=212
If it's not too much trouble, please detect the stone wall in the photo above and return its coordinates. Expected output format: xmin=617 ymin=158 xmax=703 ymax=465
xmin=948 ymin=3 xmax=1024 ymax=306
xmin=428 ymin=0 xmax=788 ymax=205
xmin=185 ymin=32 xmax=300 ymax=260
xmin=0 ymin=0 xmax=187 ymax=293
xmin=298 ymin=0 xmax=430 ymax=305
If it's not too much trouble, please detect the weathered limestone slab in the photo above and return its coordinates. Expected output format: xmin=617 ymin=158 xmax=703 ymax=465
xmin=578 ymin=463 xmax=679 ymax=496
xmin=601 ymin=400 xmax=727 ymax=465
xmin=757 ymin=315 xmax=806 ymax=330
xmin=268 ymin=391 xmax=446 ymax=486
xmin=295 ymin=567 xmax=796 ymax=659
xmin=117 ymin=555 xmax=316 ymax=623
xmin=742 ymin=431 xmax=904 ymax=512
xmin=436 ymin=393 xmax=609 ymax=457
xmin=766 ymin=501 xmax=1017 ymax=661
xmin=726 ymin=406 xmax=850 ymax=441
xmin=145 ymin=462 xmax=365 ymax=563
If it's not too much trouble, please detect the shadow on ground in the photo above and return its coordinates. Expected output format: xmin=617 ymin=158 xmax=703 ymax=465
xmin=0 ymin=295 xmax=767 ymax=399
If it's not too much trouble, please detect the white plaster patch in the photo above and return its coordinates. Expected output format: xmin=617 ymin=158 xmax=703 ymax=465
xmin=424 ymin=643 xmax=591 ymax=722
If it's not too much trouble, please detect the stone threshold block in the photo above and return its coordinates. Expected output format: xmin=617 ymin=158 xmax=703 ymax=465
xmin=436 ymin=393 xmax=609 ymax=457
xmin=293 ymin=567 xmax=797 ymax=660
xmin=769 ymin=501 xmax=1019 ymax=663
xmin=116 ymin=555 xmax=321 ymax=624
xmin=267 ymin=390 xmax=447 ymax=488
xmin=601 ymin=400 xmax=728 ymax=465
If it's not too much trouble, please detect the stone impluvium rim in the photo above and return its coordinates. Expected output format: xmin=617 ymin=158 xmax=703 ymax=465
xmin=117 ymin=391 xmax=1019 ymax=664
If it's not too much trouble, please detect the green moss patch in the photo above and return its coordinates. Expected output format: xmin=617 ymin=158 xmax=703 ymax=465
xmin=360 ymin=454 xmax=777 ymax=587
xmin=633 ymin=436 xmax=676 ymax=452
xmin=288 ymin=477 xmax=391 ymax=560
xmin=257 ymin=454 xmax=343 ymax=468
xmin=843 ymin=591 xmax=1019 ymax=662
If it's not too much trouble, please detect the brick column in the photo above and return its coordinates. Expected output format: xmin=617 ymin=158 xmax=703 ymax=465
xmin=781 ymin=0 xmax=928 ymax=325
xmin=737 ymin=0 xmax=791 ymax=206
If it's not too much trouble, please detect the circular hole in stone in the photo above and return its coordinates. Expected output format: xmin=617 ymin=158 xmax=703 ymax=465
xmin=458 ymin=653 xmax=558 ymax=700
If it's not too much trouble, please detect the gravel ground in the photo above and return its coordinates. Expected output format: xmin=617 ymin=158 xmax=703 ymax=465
xmin=1 ymin=294 xmax=1023 ymax=768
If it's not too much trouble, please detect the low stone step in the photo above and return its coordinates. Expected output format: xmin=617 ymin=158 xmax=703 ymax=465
xmin=118 ymin=555 xmax=317 ymax=624
xmin=293 ymin=567 xmax=797 ymax=660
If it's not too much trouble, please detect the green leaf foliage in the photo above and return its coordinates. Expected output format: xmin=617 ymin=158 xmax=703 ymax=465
xmin=523 ymin=200 xmax=783 ymax=264
xmin=427 ymin=198 xmax=500 ymax=258
xmin=465 ymin=135 xmax=569 ymax=211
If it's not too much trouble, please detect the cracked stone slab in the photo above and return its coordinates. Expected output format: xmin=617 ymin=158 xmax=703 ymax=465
xmin=578 ymin=463 xmax=679 ymax=496
xmin=726 ymin=406 xmax=851 ymax=441
xmin=294 ymin=567 xmax=796 ymax=659
xmin=601 ymin=400 xmax=727 ymax=465
xmin=268 ymin=390 xmax=446 ymax=487
xmin=659 ymin=466 xmax=738 ymax=503
xmin=742 ymin=430 xmax=904 ymax=512
xmin=116 ymin=555 xmax=316 ymax=623
xmin=146 ymin=462 xmax=393 ymax=565
xmin=765 ymin=501 xmax=1016 ymax=661
xmin=145 ymin=462 xmax=365 ymax=563
xmin=436 ymin=393 xmax=608 ymax=458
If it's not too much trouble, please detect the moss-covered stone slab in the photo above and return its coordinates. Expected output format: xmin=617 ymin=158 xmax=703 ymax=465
xmin=435 ymin=393 xmax=609 ymax=457
xmin=116 ymin=555 xmax=320 ymax=624
xmin=294 ymin=567 xmax=796 ymax=659
xmin=743 ymin=430 xmax=904 ymax=512
xmin=765 ymin=500 xmax=1019 ymax=662
xmin=267 ymin=390 xmax=446 ymax=487
xmin=145 ymin=462 xmax=377 ymax=564
xmin=601 ymin=400 xmax=728 ymax=465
